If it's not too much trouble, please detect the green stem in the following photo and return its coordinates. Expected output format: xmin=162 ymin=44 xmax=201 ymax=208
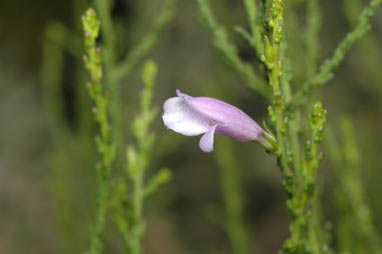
xmin=128 ymin=164 xmax=145 ymax=254
xmin=124 ymin=60 xmax=160 ymax=254
xmin=326 ymin=118 xmax=382 ymax=254
xmin=89 ymin=178 xmax=112 ymax=254
xmin=196 ymin=0 xmax=271 ymax=100
xmin=82 ymin=9 xmax=116 ymax=254
xmin=243 ymin=0 xmax=264 ymax=57
xmin=305 ymin=0 xmax=321 ymax=79
xmin=266 ymin=1 xmax=291 ymax=177
xmin=111 ymin=0 xmax=177 ymax=83
xmin=291 ymin=0 xmax=381 ymax=108
xmin=93 ymin=0 xmax=115 ymax=71
xmin=92 ymin=0 xmax=124 ymax=157
xmin=264 ymin=2 xmax=328 ymax=253
xmin=215 ymin=139 xmax=250 ymax=254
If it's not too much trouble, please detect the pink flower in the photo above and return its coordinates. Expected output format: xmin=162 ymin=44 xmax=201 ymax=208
xmin=162 ymin=90 xmax=274 ymax=152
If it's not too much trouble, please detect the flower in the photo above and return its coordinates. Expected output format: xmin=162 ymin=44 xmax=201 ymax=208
xmin=162 ymin=90 xmax=274 ymax=152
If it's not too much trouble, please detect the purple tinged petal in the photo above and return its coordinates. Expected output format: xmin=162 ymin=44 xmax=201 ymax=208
xmin=176 ymin=89 xmax=264 ymax=142
xmin=163 ymin=90 xmax=271 ymax=152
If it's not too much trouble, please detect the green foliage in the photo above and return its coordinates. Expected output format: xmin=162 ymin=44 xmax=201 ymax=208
xmin=196 ymin=0 xmax=270 ymax=99
xmin=111 ymin=60 xmax=172 ymax=254
xmin=91 ymin=0 xmax=178 ymax=160
xmin=326 ymin=117 xmax=382 ymax=254
xmin=33 ymin=0 xmax=381 ymax=253
xmin=82 ymin=8 xmax=116 ymax=254
xmin=215 ymin=138 xmax=251 ymax=254
xmin=82 ymin=13 xmax=173 ymax=252
xmin=305 ymin=102 xmax=326 ymax=174
xmin=143 ymin=168 xmax=172 ymax=199
xmin=305 ymin=0 xmax=321 ymax=78
xmin=196 ymin=0 xmax=380 ymax=253
xmin=80 ymin=1 xmax=177 ymax=252
xmin=112 ymin=0 xmax=178 ymax=83
xmin=243 ymin=0 xmax=265 ymax=56
xmin=292 ymin=0 xmax=381 ymax=107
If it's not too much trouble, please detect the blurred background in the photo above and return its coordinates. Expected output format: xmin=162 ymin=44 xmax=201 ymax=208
xmin=0 ymin=0 xmax=381 ymax=253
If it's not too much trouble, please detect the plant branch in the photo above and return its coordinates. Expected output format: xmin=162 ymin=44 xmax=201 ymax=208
xmin=82 ymin=9 xmax=117 ymax=254
xmin=243 ymin=0 xmax=265 ymax=57
xmin=196 ymin=0 xmax=271 ymax=100
xmin=215 ymin=139 xmax=251 ymax=254
xmin=291 ymin=0 xmax=380 ymax=108
xmin=111 ymin=0 xmax=178 ymax=84
xmin=305 ymin=0 xmax=321 ymax=78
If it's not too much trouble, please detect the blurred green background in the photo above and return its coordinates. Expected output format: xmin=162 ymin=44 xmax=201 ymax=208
xmin=0 ymin=0 xmax=381 ymax=253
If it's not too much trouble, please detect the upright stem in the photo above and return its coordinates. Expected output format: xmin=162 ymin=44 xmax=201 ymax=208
xmin=128 ymin=164 xmax=145 ymax=254
xmin=291 ymin=0 xmax=381 ymax=108
xmin=262 ymin=0 xmax=290 ymax=176
xmin=263 ymin=1 xmax=328 ymax=253
xmin=82 ymin=9 xmax=116 ymax=254
xmin=93 ymin=0 xmax=124 ymax=151
xmin=124 ymin=60 xmax=160 ymax=254
xmin=215 ymin=138 xmax=250 ymax=254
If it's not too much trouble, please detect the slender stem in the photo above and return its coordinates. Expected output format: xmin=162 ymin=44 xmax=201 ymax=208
xmin=93 ymin=0 xmax=115 ymax=72
xmin=266 ymin=1 xmax=291 ymax=176
xmin=291 ymin=0 xmax=381 ymax=108
xmin=92 ymin=0 xmax=124 ymax=156
xmin=196 ymin=0 xmax=271 ymax=100
xmin=243 ymin=0 xmax=264 ymax=57
xmin=264 ymin=2 xmax=328 ymax=253
xmin=326 ymin=118 xmax=382 ymax=253
xmin=129 ymin=163 xmax=145 ymax=254
xmin=215 ymin=138 xmax=250 ymax=254
xmin=82 ymin=9 xmax=116 ymax=254
xmin=305 ymin=0 xmax=321 ymax=79
xmin=123 ymin=60 xmax=161 ymax=254
xmin=111 ymin=0 xmax=177 ymax=84
xmin=89 ymin=179 xmax=112 ymax=254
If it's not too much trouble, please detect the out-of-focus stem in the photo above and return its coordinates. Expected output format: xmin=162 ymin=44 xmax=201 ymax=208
xmin=215 ymin=138 xmax=251 ymax=254
xmin=128 ymin=163 xmax=145 ymax=254
xmin=305 ymin=0 xmax=321 ymax=78
xmin=196 ymin=0 xmax=271 ymax=100
xmin=92 ymin=0 xmax=124 ymax=155
xmin=326 ymin=118 xmax=382 ymax=254
xmin=82 ymin=9 xmax=116 ymax=254
xmin=111 ymin=0 xmax=177 ymax=84
xmin=291 ymin=0 xmax=381 ymax=108
xmin=243 ymin=0 xmax=264 ymax=57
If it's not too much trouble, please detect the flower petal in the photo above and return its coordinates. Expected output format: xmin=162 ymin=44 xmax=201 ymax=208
xmin=162 ymin=97 xmax=209 ymax=136
xmin=177 ymin=90 xmax=264 ymax=142
xmin=199 ymin=124 xmax=218 ymax=153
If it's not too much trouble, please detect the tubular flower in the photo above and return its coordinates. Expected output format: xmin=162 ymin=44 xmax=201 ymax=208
xmin=162 ymin=90 xmax=275 ymax=152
